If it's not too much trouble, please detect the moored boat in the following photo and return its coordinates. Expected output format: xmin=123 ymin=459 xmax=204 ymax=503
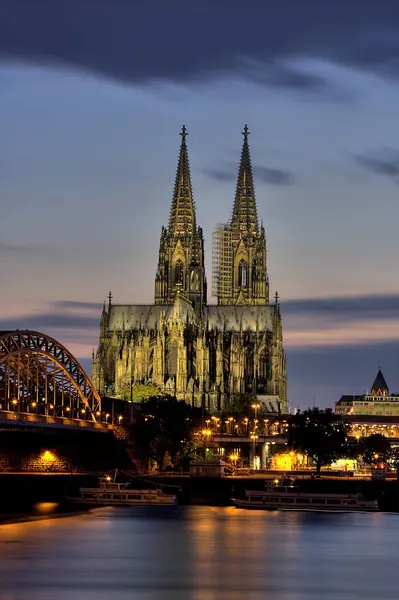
xmin=231 ymin=478 xmax=379 ymax=512
xmin=66 ymin=471 xmax=177 ymax=507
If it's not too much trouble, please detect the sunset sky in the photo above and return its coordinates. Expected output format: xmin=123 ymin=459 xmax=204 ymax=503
xmin=2 ymin=1 xmax=399 ymax=408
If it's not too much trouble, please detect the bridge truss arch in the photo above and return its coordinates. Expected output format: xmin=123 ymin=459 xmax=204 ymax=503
xmin=0 ymin=330 xmax=101 ymax=421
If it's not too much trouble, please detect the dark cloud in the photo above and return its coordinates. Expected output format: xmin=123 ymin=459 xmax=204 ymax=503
xmin=0 ymin=313 xmax=99 ymax=332
xmin=2 ymin=1 xmax=399 ymax=93
xmin=0 ymin=243 xmax=79 ymax=255
xmin=205 ymin=164 xmax=294 ymax=186
xmin=354 ymin=149 xmax=399 ymax=183
xmin=0 ymin=300 xmax=101 ymax=332
xmin=235 ymin=56 xmax=333 ymax=95
xmin=255 ymin=166 xmax=294 ymax=185
xmin=282 ymin=293 xmax=399 ymax=322
xmin=53 ymin=300 xmax=102 ymax=311
xmin=0 ymin=243 xmax=45 ymax=253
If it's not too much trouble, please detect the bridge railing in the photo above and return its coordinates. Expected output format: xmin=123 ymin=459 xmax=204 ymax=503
xmin=0 ymin=410 xmax=109 ymax=431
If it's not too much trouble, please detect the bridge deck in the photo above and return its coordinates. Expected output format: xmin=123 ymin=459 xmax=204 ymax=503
xmin=0 ymin=410 xmax=111 ymax=432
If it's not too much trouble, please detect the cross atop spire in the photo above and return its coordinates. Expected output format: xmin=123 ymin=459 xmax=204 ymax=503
xmin=242 ymin=124 xmax=250 ymax=140
xmin=180 ymin=124 xmax=188 ymax=142
xmin=274 ymin=291 xmax=279 ymax=304
xmin=231 ymin=125 xmax=258 ymax=236
xmin=168 ymin=126 xmax=196 ymax=236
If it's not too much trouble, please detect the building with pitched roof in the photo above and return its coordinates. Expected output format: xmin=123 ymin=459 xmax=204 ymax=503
xmin=335 ymin=369 xmax=399 ymax=417
xmin=92 ymin=126 xmax=287 ymax=412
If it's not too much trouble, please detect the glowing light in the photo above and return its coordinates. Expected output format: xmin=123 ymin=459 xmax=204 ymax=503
xmin=34 ymin=502 xmax=59 ymax=514
xmin=41 ymin=450 xmax=56 ymax=462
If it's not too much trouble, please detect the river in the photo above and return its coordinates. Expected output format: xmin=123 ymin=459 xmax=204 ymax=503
xmin=0 ymin=506 xmax=397 ymax=599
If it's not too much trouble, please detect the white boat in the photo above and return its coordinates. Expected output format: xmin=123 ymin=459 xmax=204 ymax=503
xmin=231 ymin=478 xmax=379 ymax=512
xmin=67 ymin=471 xmax=177 ymax=506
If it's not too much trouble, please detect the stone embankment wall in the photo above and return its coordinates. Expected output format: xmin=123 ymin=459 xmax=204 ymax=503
xmin=0 ymin=426 xmax=132 ymax=473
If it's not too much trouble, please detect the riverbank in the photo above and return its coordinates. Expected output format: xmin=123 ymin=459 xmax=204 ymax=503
xmin=0 ymin=506 xmax=104 ymax=526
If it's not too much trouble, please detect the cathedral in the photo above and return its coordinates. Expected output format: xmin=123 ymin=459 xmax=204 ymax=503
xmin=92 ymin=126 xmax=288 ymax=412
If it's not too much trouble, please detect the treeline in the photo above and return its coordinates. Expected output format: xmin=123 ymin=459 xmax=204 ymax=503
xmin=288 ymin=408 xmax=396 ymax=473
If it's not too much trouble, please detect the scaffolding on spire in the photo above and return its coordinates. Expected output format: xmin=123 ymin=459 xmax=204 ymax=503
xmin=212 ymin=224 xmax=232 ymax=302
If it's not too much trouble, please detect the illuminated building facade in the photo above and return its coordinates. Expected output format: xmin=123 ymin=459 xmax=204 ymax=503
xmin=92 ymin=126 xmax=287 ymax=412
xmin=335 ymin=369 xmax=399 ymax=418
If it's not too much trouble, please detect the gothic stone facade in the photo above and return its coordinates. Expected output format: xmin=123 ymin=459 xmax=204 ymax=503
xmin=92 ymin=126 xmax=287 ymax=412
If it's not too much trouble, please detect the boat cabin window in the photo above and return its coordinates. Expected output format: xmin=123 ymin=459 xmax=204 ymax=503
xmin=327 ymin=499 xmax=339 ymax=505
xmin=344 ymin=500 xmax=358 ymax=506
xmin=311 ymin=498 xmax=325 ymax=504
xmin=296 ymin=498 xmax=310 ymax=504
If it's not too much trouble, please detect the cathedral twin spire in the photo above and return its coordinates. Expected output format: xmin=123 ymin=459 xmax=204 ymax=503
xmin=156 ymin=124 xmax=268 ymax=309
xmin=155 ymin=125 xmax=206 ymax=309
xmin=170 ymin=123 xmax=259 ymax=239
xmin=168 ymin=125 xmax=196 ymax=237
xmin=231 ymin=125 xmax=259 ymax=237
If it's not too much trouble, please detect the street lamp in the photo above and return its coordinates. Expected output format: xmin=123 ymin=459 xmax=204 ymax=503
xmin=201 ymin=428 xmax=212 ymax=459
xmin=250 ymin=433 xmax=259 ymax=470
xmin=252 ymin=403 xmax=260 ymax=422
xmin=229 ymin=453 xmax=239 ymax=471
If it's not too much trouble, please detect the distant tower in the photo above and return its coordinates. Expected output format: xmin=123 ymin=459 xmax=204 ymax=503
xmin=154 ymin=126 xmax=207 ymax=311
xmin=371 ymin=368 xmax=389 ymax=396
xmin=212 ymin=125 xmax=269 ymax=305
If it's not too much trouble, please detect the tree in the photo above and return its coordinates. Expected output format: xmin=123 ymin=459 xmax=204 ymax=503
xmin=288 ymin=408 xmax=350 ymax=473
xmin=119 ymin=383 xmax=160 ymax=403
xmin=230 ymin=393 xmax=257 ymax=417
xmin=128 ymin=396 xmax=202 ymax=471
xmin=359 ymin=434 xmax=391 ymax=467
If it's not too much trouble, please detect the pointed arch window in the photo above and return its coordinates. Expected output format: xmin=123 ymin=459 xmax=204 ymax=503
xmin=167 ymin=339 xmax=178 ymax=376
xmin=174 ymin=260 xmax=184 ymax=285
xmin=190 ymin=269 xmax=199 ymax=291
xmin=238 ymin=260 xmax=248 ymax=288
xmin=252 ymin=257 xmax=257 ymax=282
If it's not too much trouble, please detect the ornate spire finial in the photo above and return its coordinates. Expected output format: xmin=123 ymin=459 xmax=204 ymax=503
xmin=242 ymin=124 xmax=250 ymax=140
xmin=274 ymin=291 xmax=279 ymax=304
xmin=108 ymin=291 xmax=113 ymax=309
xmin=180 ymin=125 xmax=188 ymax=142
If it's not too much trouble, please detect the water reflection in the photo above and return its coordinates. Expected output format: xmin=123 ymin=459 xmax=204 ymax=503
xmin=0 ymin=506 xmax=398 ymax=599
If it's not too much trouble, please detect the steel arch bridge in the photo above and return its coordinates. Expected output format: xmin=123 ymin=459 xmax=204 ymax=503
xmin=0 ymin=330 xmax=101 ymax=422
